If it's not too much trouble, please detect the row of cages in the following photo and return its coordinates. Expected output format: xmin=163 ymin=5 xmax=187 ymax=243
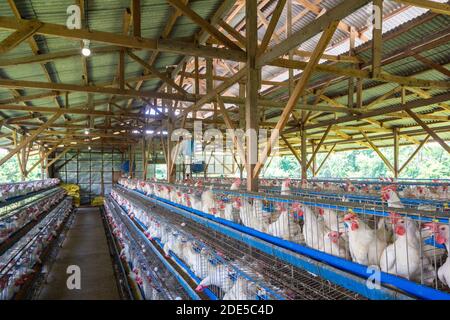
xmin=174 ymin=177 xmax=449 ymax=210
xmin=107 ymin=189 xmax=292 ymax=300
xmin=117 ymin=178 xmax=450 ymax=300
xmin=0 ymin=194 xmax=73 ymax=300
xmin=0 ymin=179 xmax=60 ymax=204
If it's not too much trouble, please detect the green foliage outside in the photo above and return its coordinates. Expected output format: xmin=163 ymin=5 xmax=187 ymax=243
xmin=262 ymin=142 xmax=450 ymax=179
xmin=0 ymin=143 xmax=448 ymax=183
xmin=0 ymin=154 xmax=44 ymax=183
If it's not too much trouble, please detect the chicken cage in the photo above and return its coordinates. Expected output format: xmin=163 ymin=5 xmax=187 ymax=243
xmin=0 ymin=197 xmax=72 ymax=300
xmin=177 ymin=177 xmax=449 ymax=211
xmin=104 ymin=198 xmax=193 ymax=300
xmin=109 ymin=188 xmax=286 ymax=300
xmin=117 ymin=178 xmax=450 ymax=300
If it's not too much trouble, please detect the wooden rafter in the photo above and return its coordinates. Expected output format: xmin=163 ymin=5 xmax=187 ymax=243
xmin=166 ymin=0 xmax=242 ymax=51
xmin=394 ymin=0 xmax=450 ymax=16
xmin=0 ymin=112 xmax=61 ymax=166
xmin=404 ymin=109 xmax=450 ymax=153
xmin=399 ymin=135 xmax=430 ymax=173
xmin=0 ymin=20 xmax=42 ymax=53
xmin=258 ymin=0 xmax=287 ymax=55
xmin=0 ymin=16 xmax=246 ymax=62
xmin=361 ymin=131 xmax=395 ymax=173
xmin=127 ymin=50 xmax=189 ymax=95
xmin=216 ymin=95 xmax=246 ymax=167
xmin=253 ymin=21 xmax=339 ymax=178
xmin=306 ymin=125 xmax=332 ymax=169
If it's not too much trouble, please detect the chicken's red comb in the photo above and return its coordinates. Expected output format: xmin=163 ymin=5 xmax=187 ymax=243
xmin=381 ymin=185 xmax=397 ymax=193
xmin=388 ymin=212 xmax=401 ymax=224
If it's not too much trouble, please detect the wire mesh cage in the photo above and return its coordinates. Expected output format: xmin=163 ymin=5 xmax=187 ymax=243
xmin=110 ymin=188 xmax=286 ymax=300
xmin=117 ymin=178 xmax=450 ymax=297
xmin=0 ymin=198 xmax=72 ymax=300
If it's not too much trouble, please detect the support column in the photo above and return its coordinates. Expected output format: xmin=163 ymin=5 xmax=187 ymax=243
xmin=393 ymin=127 xmax=399 ymax=178
xmin=348 ymin=27 xmax=356 ymax=108
xmin=372 ymin=0 xmax=383 ymax=77
xmin=311 ymin=140 xmax=316 ymax=177
xmin=238 ymin=68 xmax=245 ymax=180
xmin=246 ymin=0 xmax=259 ymax=192
xmin=166 ymin=73 xmax=175 ymax=183
xmin=301 ymin=128 xmax=307 ymax=181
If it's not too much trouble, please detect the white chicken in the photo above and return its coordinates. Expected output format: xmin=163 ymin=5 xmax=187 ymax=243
xmin=343 ymin=212 xmax=387 ymax=266
xmin=236 ymin=198 xmax=269 ymax=233
xmin=281 ymin=179 xmax=291 ymax=196
xmin=380 ymin=216 xmax=434 ymax=283
xmin=201 ymin=186 xmax=216 ymax=215
xmin=195 ymin=263 xmax=234 ymax=293
xmin=230 ymin=179 xmax=241 ymax=191
xmin=222 ymin=277 xmax=256 ymax=300
xmin=426 ymin=222 xmax=450 ymax=287
xmin=323 ymin=231 xmax=350 ymax=259
xmin=267 ymin=204 xmax=303 ymax=243
xmin=302 ymin=205 xmax=326 ymax=251
xmin=381 ymin=185 xmax=404 ymax=208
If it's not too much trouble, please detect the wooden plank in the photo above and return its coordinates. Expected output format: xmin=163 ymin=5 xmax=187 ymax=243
xmin=132 ymin=0 xmax=141 ymax=37
xmin=257 ymin=0 xmax=371 ymax=65
xmin=0 ymin=77 xmax=197 ymax=102
xmin=281 ymin=134 xmax=301 ymax=164
xmin=258 ymin=0 xmax=287 ymax=54
xmin=372 ymin=0 xmax=383 ymax=76
xmin=27 ymin=144 xmax=60 ymax=173
xmin=45 ymin=147 xmax=71 ymax=169
xmin=0 ymin=112 xmax=62 ymax=166
xmin=218 ymin=19 xmax=246 ymax=47
xmin=394 ymin=0 xmax=450 ymax=16
xmin=246 ymin=0 xmax=259 ymax=191
xmin=413 ymin=54 xmax=450 ymax=77
xmin=306 ymin=125 xmax=332 ymax=169
xmin=361 ymin=131 xmax=395 ymax=173
xmin=127 ymin=50 xmax=189 ymax=95
xmin=166 ymin=0 xmax=242 ymax=51
xmin=404 ymin=109 xmax=450 ymax=153
xmin=399 ymin=135 xmax=430 ymax=173
xmin=216 ymin=95 xmax=246 ymax=167
xmin=0 ymin=16 xmax=246 ymax=62
xmin=316 ymin=143 xmax=336 ymax=175
xmin=393 ymin=128 xmax=399 ymax=178
xmin=0 ymin=21 xmax=42 ymax=53
xmin=302 ymin=92 xmax=450 ymax=130
xmin=253 ymin=21 xmax=339 ymax=178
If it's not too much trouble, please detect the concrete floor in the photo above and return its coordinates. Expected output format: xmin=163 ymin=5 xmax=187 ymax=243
xmin=38 ymin=207 xmax=120 ymax=300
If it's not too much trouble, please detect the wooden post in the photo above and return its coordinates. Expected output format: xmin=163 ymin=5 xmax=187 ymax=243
xmin=167 ymin=71 xmax=175 ymax=183
xmin=301 ymin=128 xmax=307 ymax=180
xmin=238 ymin=67 xmax=245 ymax=180
xmin=348 ymin=27 xmax=356 ymax=108
xmin=393 ymin=127 xmax=399 ymax=178
xmin=372 ymin=0 xmax=383 ymax=77
xmin=132 ymin=0 xmax=141 ymax=37
xmin=246 ymin=0 xmax=259 ymax=192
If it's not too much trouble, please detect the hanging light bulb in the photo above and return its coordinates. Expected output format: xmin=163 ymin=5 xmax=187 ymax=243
xmin=84 ymin=129 xmax=89 ymax=135
xmin=88 ymin=146 xmax=91 ymax=151
xmin=81 ymin=39 xmax=91 ymax=57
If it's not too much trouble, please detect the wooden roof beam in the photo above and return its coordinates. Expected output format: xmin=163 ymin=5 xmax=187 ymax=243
xmin=0 ymin=20 xmax=42 ymax=53
xmin=394 ymin=0 xmax=450 ymax=16
xmin=166 ymin=0 xmax=242 ymax=51
xmin=0 ymin=16 xmax=246 ymax=62
xmin=404 ymin=108 xmax=450 ymax=153
xmin=253 ymin=21 xmax=339 ymax=178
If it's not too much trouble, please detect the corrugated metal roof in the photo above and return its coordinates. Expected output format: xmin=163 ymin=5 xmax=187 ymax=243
xmin=0 ymin=0 xmax=448 ymax=153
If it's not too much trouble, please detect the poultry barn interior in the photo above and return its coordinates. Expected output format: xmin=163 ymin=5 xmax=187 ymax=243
xmin=0 ymin=0 xmax=449 ymax=303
